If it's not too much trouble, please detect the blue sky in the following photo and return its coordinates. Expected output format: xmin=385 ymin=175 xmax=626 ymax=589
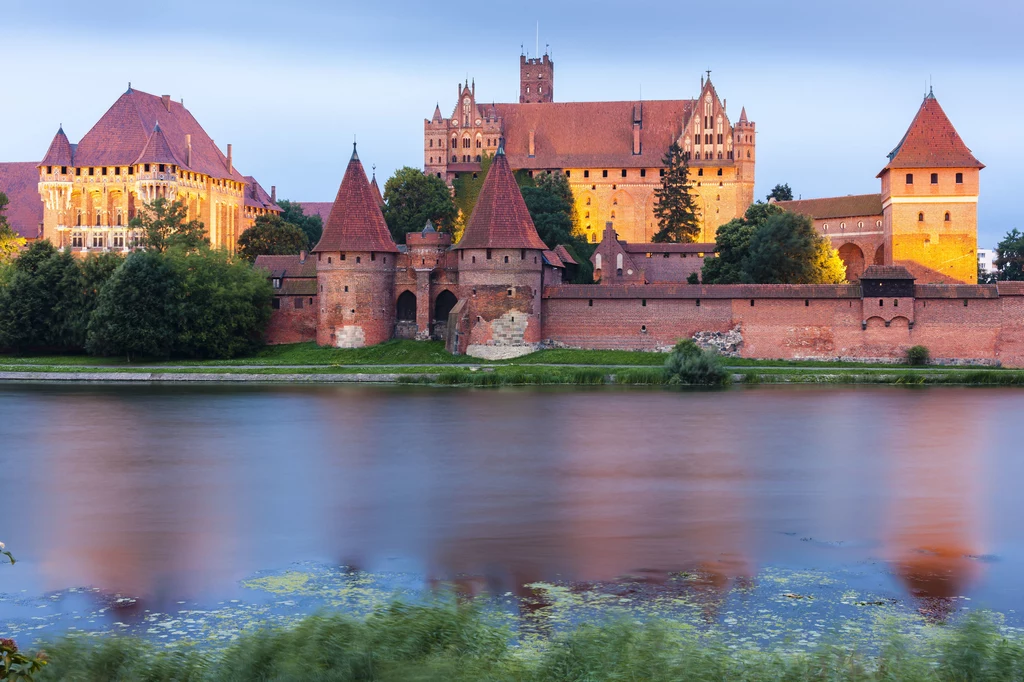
xmin=2 ymin=0 xmax=1020 ymax=246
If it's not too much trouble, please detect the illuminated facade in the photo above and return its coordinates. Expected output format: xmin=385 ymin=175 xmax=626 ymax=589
xmin=425 ymin=55 xmax=755 ymax=245
xmin=36 ymin=87 xmax=279 ymax=254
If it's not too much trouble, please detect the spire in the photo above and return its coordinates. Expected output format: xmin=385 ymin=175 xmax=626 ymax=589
xmin=351 ymin=140 xmax=359 ymax=162
xmin=454 ymin=143 xmax=547 ymax=251
xmin=313 ymin=150 xmax=397 ymax=253
xmin=880 ymin=94 xmax=983 ymax=175
xmin=432 ymin=103 xmax=442 ymax=122
xmin=739 ymin=106 xmax=748 ymax=124
xmin=40 ymin=125 xmax=74 ymax=167
xmin=422 ymin=219 xmax=436 ymax=234
xmin=134 ymin=122 xmax=182 ymax=167
xmin=369 ymin=166 xmax=384 ymax=207
xmin=126 ymin=81 xmax=133 ymax=94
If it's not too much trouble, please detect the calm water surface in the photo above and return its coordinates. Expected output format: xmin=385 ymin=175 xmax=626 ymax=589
xmin=2 ymin=382 xmax=1023 ymax=640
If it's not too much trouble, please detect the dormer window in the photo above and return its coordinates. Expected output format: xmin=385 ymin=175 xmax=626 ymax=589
xmin=272 ymin=278 xmax=281 ymax=289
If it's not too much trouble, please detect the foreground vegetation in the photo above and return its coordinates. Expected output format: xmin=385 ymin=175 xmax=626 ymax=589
xmin=6 ymin=602 xmax=1024 ymax=682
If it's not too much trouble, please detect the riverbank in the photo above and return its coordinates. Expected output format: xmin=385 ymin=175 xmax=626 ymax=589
xmin=16 ymin=601 xmax=1024 ymax=682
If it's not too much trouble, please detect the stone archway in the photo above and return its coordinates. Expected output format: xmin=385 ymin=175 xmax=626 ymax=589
xmin=432 ymin=290 xmax=458 ymax=340
xmin=874 ymin=244 xmax=885 ymax=266
xmin=395 ymin=290 xmax=417 ymax=339
xmin=838 ymin=243 xmax=866 ymax=281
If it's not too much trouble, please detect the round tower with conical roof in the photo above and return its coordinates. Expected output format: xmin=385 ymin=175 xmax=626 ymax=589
xmin=312 ymin=144 xmax=399 ymax=347
xmin=451 ymin=141 xmax=548 ymax=356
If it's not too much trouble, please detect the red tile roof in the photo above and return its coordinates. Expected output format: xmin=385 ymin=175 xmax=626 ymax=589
xmin=72 ymin=88 xmax=245 ymax=181
xmin=493 ymin=99 xmax=693 ymax=169
xmin=996 ymin=282 xmax=1024 ymax=297
xmin=776 ymin=194 xmax=883 ymax=220
xmin=295 ymin=202 xmax=333 ymax=221
xmin=880 ymin=93 xmax=984 ymax=174
xmin=312 ymin=147 xmax=398 ymax=253
xmin=454 ymin=147 xmax=547 ymax=251
xmin=0 ymin=162 xmax=43 ymax=239
xmin=370 ymin=174 xmax=385 ymax=206
xmin=134 ymin=123 xmax=182 ymax=167
xmin=542 ymin=249 xmax=564 ymax=268
xmin=553 ymin=244 xmax=577 ymax=265
xmin=546 ymin=283 xmax=863 ymax=299
xmin=861 ymin=265 xmax=915 ymax=280
xmin=40 ymin=127 xmax=74 ymax=167
xmin=622 ymin=242 xmax=716 ymax=254
xmin=254 ymin=254 xmax=317 ymax=278
xmin=243 ymin=176 xmax=281 ymax=212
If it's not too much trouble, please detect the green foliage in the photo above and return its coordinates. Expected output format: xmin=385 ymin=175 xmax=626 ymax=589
xmin=702 ymin=203 xmax=846 ymax=284
xmin=0 ymin=242 xmax=90 ymax=352
xmin=86 ymin=248 xmax=272 ymax=360
xmin=686 ymin=271 xmax=699 ymax=284
xmin=0 ymin=192 xmax=27 ymax=262
xmin=652 ymin=142 xmax=701 ymax=243
xmin=1 ymin=637 xmax=47 ymax=682
xmin=664 ymin=338 xmax=731 ymax=386
xmin=383 ymin=167 xmax=457 ymax=243
xmin=451 ymin=154 xmax=493 ymax=243
xmin=766 ymin=182 xmax=794 ymax=202
xmin=236 ymin=214 xmax=309 ymax=262
xmin=85 ymin=250 xmax=180 ymax=359
xmin=276 ymin=200 xmax=323 ymax=246
xmin=518 ymin=171 xmax=594 ymax=283
xmin=995 ymin=228 xmax=1024 ymax=281
xmin=132 ymin=197 xmax=209 ymax=253
xmin=907 ymin=345 xmax=931 ymax=366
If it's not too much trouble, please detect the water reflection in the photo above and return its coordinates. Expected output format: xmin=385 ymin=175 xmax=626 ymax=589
xmin=0 ymin=384 xmax=1006 ymax=625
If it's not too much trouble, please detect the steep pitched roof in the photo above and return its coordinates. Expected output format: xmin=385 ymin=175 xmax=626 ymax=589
xmin=40 ymin=127 xmax=74 ymax=167
xmin=454 ymin=145 xmax=547 ymax=251
xmin=622 ymin=242 xmax=716 ymax=254
xmin=134 ymin=123 xmax=183 ymax=167
xmin=0 ymin=162 xmax=43 ymax=239
xmin=542 ymin=249 xmax=564 ymax=267
xmin=880 ymin=93 xmax=984 ymax=174
xmin=553 ymin=244 xmax=577 ymax=265
xmin=243 ymin=175 xmax=281 ymax=212
xmin=72 ymin=88 xmax=245 ymax=181
xmin=313 ymin=146 xmax=398 ymax=253
xmin=254 ymin=254 xmax=317 ymax=279
xmin=776 ymin=194 xmax=883 ymax=220
xmin=493 ymin=99 xmax=693 ymax=169
xmin=295 ymin=202 xmax=333 ymax=221
xmin=369 ymin=173 xmax=385 ymax=206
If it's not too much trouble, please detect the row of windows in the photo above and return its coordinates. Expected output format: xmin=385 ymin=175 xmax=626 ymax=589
xmin=270 ymin=296 xmax=315 ymax=310
xmin=822 ymin=220 xmax=883 ymax=232
xmin=566 ymin=166 xmax=727 ymax=180
xmin=75 ymin=208 xmax=130 ymax=226
xmin=69 ymin=232 xmax=130 ymax=248
xmin=695 ymin=134 xmax=725 ymax=145
xmin=317 ymin=253 xmax=388 ymax=265
xmin=906 ymin=172 xmax=964 ymax=185
xmin=44 ymin=164 xmax=237 ymax=190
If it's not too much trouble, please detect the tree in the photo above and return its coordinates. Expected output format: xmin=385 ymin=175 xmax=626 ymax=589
xmin=995 ymin=228 xmax=1024 ymax=281
xmin=700 ymin=215 xmax=758 ymax=284
xmin=652 ymin=142 xmax=700 ymax=243
xmin=744 ymin=212 xmax=845 ymax=284
xmin=383 ymin=167 xmax=457 ymax=242
xmin=766 ymin=183 xmax=794 ymax=202
xmin=170 ymin=248 xmax=273 ymax=359
xmin=519 ymin=172 xmax=594 ymax=283
xmin=236 ymin=214 xmax=309 ymax=262
xmin=0 ymin=241 xmax=88 ymax=352
xmin=451 ymin=154 xmax=493 ymax=244
xmin=277 ymin=200 xmax=323 ymax=246
xmin=86 ymin=250 xmax=180 ymax=359
xmin=0 ymin=192 xmax=27 ymax=262
xmin=132 ymin=197 xmax=209 ymax=253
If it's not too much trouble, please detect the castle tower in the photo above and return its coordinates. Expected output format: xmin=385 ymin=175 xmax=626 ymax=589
xmin=733 ymin=106 xmax=756 ymax=210
xmin=313 ymin=143 xmax=399 ymax=348
xmin=38 ymin=126 xmax=75 ymax=247
xmin=520 ymin=53 xmax=553 ymax=103
xmin=878 ymin=90 xmax=983 ymax=284
xmin=451 ymin=140 xmax=548 ymax=355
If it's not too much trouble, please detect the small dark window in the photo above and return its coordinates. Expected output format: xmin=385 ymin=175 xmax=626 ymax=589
xmin=127 ymin=166 xmax=133 ymax=175
xmin=906 ymin=173 xmax=913 ymax=184
xmin=894 ymin=300 xmax=899 ymax=307
xmin=698 ymin=168 xmax=703 ymax=176
xmin=370 ymin=252 xmax=376 ymax=261
xmin=931 ymin=173 xmax=938 ymax=184
xmin=956 ymin=172 xmax=963 ymax=184
xmin=964 ymin=299 xmax=969 ymax=307
xmin=640 ymin=168 xmax=646 ymax=177
xmin=46 ymin=166 xmax=52 ymax=174
xmin=101 ymin=167 xmax=107 ymax=176
xmin=584 ymin=170 xmax=590 ymax=178
xmin=295 ymin=297 xmax=304 ymax=309
xmin=504 ymin=255 xmax=509 ymax=263
xmin=327 ymin=257 xmax=332 ymax=264
xmin=88 ymin=167 xmax=94 ymax=176
xmin=588 ymin=299 xmax=593 ymax=307
xmin=144 ymin=164 xmax=150 ymax=172
xmin=271 ymin=298 xmax=280 ymax=309
xmin=472 ymin=256 xmax=476 ymax=263
xmin=805 ymin=299 xmax=809 ymax=307
xmin=642 ymin=299 xmax=647 ymax=306
xmin=344 ymin=285 xmax=349 ymax=292
xmin=750 ymin=299 xmax=755 ymax=306
xmin=76 ymin=168 xmax=81 ymax=176
xmin=115 ymin=167 xmax=121 ymax=176
xmin=640 ymin=325 xmax=647 ymax=333
xmin=621 ymin=169 xmax=627 ymax=178
xmin=696 ymin=299 xmax=700 ymax=307
xmin=565 ymin=170 xmax=571 ymax=177
xmin=520 ymin=249 xmax=526 ymax=259
xmin=61 ymin=166 xmax=67 ymax=174
xmin=918 ymin=212 xmax=924 ymax=222
xmin=879 ymin=299 xmax=884 ymax=306
xmin=486 ymin=249 xmax=492 ymax=260
xmin=945 ymin=212 xmax=951 ymax=222
xmin=602 ymin=170 xmax=608 ymax=178
xmin=717 ymin=168 xmax=723 ymax=176
xmin=507 ymin=288 xmax=513 ymax=297
xmin=356 ymin=256 xmax=361 ymax=263
xmin=659 ymin=169 xmax=665 ymax=177
xmin=340 ymin=253 xmax=346 ymax=260
xmin=158 ymin=164 xmax=165 ymax=172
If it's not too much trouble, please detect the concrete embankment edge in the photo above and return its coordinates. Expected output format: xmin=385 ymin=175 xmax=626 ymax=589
xmin=0 ymin=372 xmax=432 ymax=384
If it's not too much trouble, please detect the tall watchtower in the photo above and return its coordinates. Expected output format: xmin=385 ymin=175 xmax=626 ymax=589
xmin=520 ymin=54 xmax=553 ymax=103
xmin=878 ymin=90 xmax=983 ymax=284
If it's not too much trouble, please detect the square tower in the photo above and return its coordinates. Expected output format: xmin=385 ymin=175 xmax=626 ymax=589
xmin=878 ymin=91 xmax=984 ymax=284
xmin=520 ymin=54 xmax=553 ymax=104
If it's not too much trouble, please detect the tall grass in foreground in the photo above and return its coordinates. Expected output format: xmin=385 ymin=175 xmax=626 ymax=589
xmin=26 ymin=604 xmax=1024 ymax=682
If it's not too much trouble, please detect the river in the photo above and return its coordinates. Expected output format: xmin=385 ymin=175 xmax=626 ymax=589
xmin=1 ymin=382 xmax=1022 ymax=643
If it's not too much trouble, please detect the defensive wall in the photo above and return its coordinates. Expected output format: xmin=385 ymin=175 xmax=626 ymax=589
xmin=540 ymin=278 xmax=1024 ymax=366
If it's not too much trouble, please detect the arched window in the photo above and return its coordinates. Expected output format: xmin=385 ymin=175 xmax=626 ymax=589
xmin=396 ymin=291 xmax=416 ymax=322
xmin=95 ymin=209 xmax=101 ymax=226
xmin=451 ymin=136 xmax=457 ymax=149
xmin=595 ymin=253 xmax=602 ymax=269
xmin=434 ymin=290 xmax=457 ymax=322
xmin=918 ymin=212 xmax=925 ymax=222
xmin=944 ymin=212 xmax=951 ymax=222
xmin=616 ymin=253 xmax=623 ymax=270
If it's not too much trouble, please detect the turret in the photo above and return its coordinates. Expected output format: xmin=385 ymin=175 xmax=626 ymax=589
xmin=313 ymin=143 xmax=399 ymax=347
xmin=520 ymin=53 xmax=554 ymax=103
xmin=38 ymin=126 xmax=75 ymax=246
xmin=450 ymin=140 xmax=548 ymax=355
xmin=877 ymin=90 xmax=983 ymax=283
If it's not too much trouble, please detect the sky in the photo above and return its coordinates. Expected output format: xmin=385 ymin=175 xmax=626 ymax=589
xmin=1 ymin=0 xmax=1021 ymax=247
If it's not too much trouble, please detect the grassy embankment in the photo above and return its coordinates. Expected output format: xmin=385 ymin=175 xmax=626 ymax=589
xmin=1 ymin=340 xmax=1022 ymax=386
xmin=20 ymin=602 xmax=1024 ymax=682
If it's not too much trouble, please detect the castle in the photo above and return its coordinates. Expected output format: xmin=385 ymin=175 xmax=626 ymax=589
xmin=0 ymin=86 xmax=280 ymax=251
xmin=424 ymin=55 xmax=756 ymax=245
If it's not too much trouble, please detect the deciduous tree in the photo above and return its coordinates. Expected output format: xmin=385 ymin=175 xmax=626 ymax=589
xmin=0 ymin=192 xmax=27 ymax=262
xmin=277 ymin=200 xmax=323 ymax=246
xmin=236 ymin=214 xmax=309 ymax=262
xmin=0 ymin=241 xmax=87 ymax=352
xmin=995 ymin=228 xmax=1024 ymax=281
xmin=383 ymin=167 xmax=457 ymax=242
xmin=652 ymin=142 xmax=701 ymax=243
xmin=766 ymin=183 xmax=794 ymax=202
xmin=132 ymin=197 xmax=209 ymax=253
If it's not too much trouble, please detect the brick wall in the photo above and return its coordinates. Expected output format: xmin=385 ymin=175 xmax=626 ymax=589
xmin=315 ymin=250 xmax=397 ymax=348
xmin=265 ymin=297 xmax=318 ymax=344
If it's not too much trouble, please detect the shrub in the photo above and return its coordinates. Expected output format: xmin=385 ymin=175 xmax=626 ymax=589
xmin=686 ymin=271 xmax=699 ymax=284
xmin=664 ymin=338 xmax=731 ymax=386
xmin=906 ymin=345 xmax=930 ymax=366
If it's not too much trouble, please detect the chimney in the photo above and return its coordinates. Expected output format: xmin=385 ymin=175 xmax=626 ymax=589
xmin=299 ymin=250 xmax=307 ymax=264
xmin=161 ymin=95 xmax=171 ymax=112
xmin=226 ymin=144 xmax=233 ymax=174
xmin=185 ymin=134 xmax=192 ymax=167
xmin=528 ymin=130 xmax=535 ymax=157
xmin=271 ymin=185 xmax=276 ymax=203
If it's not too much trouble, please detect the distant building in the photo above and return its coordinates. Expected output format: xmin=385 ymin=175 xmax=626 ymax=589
xmin=425 ymin=54 xmax=755 ymax=245
xmin=1 ymin=86 xmax=279 ymax=254
xmin=978 ymin=248 xmax=998 ymax=277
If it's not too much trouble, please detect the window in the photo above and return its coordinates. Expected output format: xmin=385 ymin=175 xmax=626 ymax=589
xmin=906 ymin=173 xmax=913 ymax=184
xmin=750 ymin=299 xmax=755 ymax=306
xmin=272 ymin=278 xmax=281 ymax=288
xmin=642 ymin=299 xmax=647 ymax=306
xmin=506 ymin=288 xmax=513 ymax=297
xmin=112 ymin=234 xmax=124 ymax=248
xmin=584 ymin=170 xmax=589 ymax=178
xmin=698 ymin=168 xmax=703 ymax=176
xmin=918 ymin=212 xmax=924 ymax=222
xmin=956 ymin=172 xmax=964 ymax=184
xmin=344 ymin=285 xmax=349 ymax=292
xmin=621 ymin=169 xmax=627 ymax=178
xmin=159 ymin=164 xmax=165 ymax=172
xmin=565 ymin=170 xmax=571 ymax=177
xmin=945 ymin=212 xmax=951 ymax=222
xmin=61 ymin=166 xmax=67 ymax=174
xmin=370 ymin=252 xmax=376 ymax=261
xmin=272 ymin=298 xmax=280 ymax=309
xmin=659 ymin=169 xmax=665 ymax=177
xmin=356 ymin=256 xmax=361 ymax=263
xmin=640 ymin=168 xmax=646 ymax=177
xmin=92 ymin=234 xmax=104 ymax=248
xmin=101 ymin=167 xmax=107 ymax=176
xmin=588 ymin=299 xmax=593 ymax=307
xmin=504 ymin=255 xmax=509 ymax=263
xmin=76 ymin=168 xmax=81 ymax=176
xmin=931 ymin=173 xmax=939 ymax=184
xmin=486 ymin=249 xmax=492 ymax=259
xmin=521 ymin=249 xmax=525 ymax=259
xmin=115 ymin=167 xmax=121 ymax=176
xmin=71 ymin=233 xmax=83 ymax=248
xmin=295 ymin=297 xmax=304 ymax=309
xmin=602 ymin=170 xmax=608 ymax=178
xmin=717 ymin=168 xmax=723 ymax=176
xmin=340 ymin=253 xmax=346 ymax=260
